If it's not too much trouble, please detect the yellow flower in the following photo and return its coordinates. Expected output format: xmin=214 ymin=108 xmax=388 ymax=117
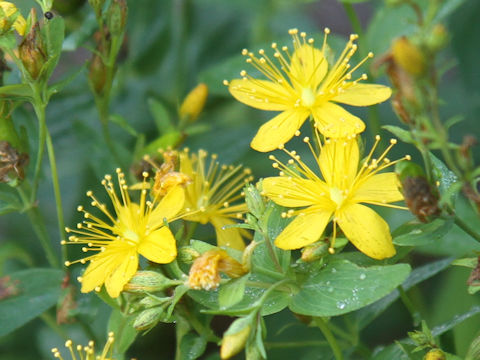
xmin=0 ymin=1 xmax=26 ymax=36
xmin=226 ymin=28 xmax=392 ymax=152
xmin=63 ymin=169 xmax=185 ymax=298
xmin=179 ymin=149 xmax=253 ymax=250
xmin=51 ymin=332 xmax=116 ymax=360
xmin=262 ymin=131 xmax=408 ymax=259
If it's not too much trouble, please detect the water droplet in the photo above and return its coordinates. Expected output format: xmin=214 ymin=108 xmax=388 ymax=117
xmin=331 ymin=268 xmax=337 ymax=273
xmin=336 ymin=301 xmax=346 ymax=310
xmin=327 ymin=287 xmax=333 ymax=293
xmin=359 ymin=273 xmax=366 ymax=280
xmin=326 ymin=281 xmax=331 ymax=285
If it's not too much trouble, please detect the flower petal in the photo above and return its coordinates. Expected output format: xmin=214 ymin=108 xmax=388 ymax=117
xmin=274 ymin=210 xmax=333 ymax=250
xmin=251 ymin=109 xmax=309 ymax=152
xmin=138 ymin=226 xmax=177 ymax=264
xmin=336 ymin=204 xmax=396 ymax=260
xmin=229 ymin=79 xmax=293 ymax=111
xmin=312 ymin=102 xmax=365 ymax=138
xmin=353 ymin=173 xmax=404 ymax=204
xmin=332 ymin=84 xmax=392 ymax=106
xmin=290 ymin=44 xmax=328 ymax=89
xmin=81 ymin=254 xmax=117 ymax=294
xmin=262 ymin=176 xmax=330 ymax=208
xmin=104 ymin=250 xmax=138 ymax=298
xmin=149 ymin=185 xmax=185 ymax=226
xmin=210 ymin=216 xmax=246 ymax=250
xmin=319 ymin=137 xmax=359 ymax=187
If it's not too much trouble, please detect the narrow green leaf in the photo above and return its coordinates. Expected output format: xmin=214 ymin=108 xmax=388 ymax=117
xmin=382 ymin=125 xmax=416 ymax=145
xmin=290 ymin=259 xmax=411 ymax=317
xmin=179 ymin=333 xmax=207 ymax=360
xmin=110 ymin=114 xmax=138 ymax=137
xmin=0 ymin=84 xmax=33 ymax=100
xmin=148 ymin=97 xmax=174 ymax=134
xmin=429 ymin=152 xmax=459 ymax=206
xmin=0 ymin=268 xmax=63 ymax=336
xmin=141 ymin=132 xmax=182 ymax=156
xmin=219 ymin=276 xmax=248 ymax=309
xmin=108 ymin=309 xmax=137 ymax=355
xmin=47 ymin=64 xmax=86 ymax=99
xmin=0 ymin=242 xmax=34 ymax=273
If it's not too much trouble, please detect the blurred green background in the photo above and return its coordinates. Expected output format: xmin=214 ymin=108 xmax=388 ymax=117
xmin=1 ymin=0 xmax=480 ymax=358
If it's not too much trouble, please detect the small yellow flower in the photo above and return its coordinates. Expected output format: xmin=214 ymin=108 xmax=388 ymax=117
xmin=0 ymin=1 xmax=26 ymax=36
xmin=179 ymin=83 xmax=209 ymax=122
xmin=187 ymin=249 xmax=246 ymax=290
xmin=179 ymin=149 xmax=253 ymax=250
xmin=226 ymin=28 xmax=392 ymax=152
xmin=63 ymin=169 xmax=186 ymax=298
xmin=263 ymin=131 xmax=408 ymax=259
xmin=51 ymin=332 xmax=116 ymax=360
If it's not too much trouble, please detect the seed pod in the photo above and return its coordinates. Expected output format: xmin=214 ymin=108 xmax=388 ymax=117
xmin=107 ymin=0 xmax=127 ymax=37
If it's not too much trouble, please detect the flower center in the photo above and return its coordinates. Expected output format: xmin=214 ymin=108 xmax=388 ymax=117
xmin=330 ymin=187 xmax=346 ymax=208
xmin=123 ymin=229 xmax=140 ymax=243
xmin=301 ymin=88 xmax=316 ymax=107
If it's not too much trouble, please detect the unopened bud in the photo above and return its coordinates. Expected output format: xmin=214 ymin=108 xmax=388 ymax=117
xmin=177 ymin=246 xmax=201 ymax=264
xmin=123 ymin=270 xmax=177 ymax=293
xmin=301 ymin=241 xmax=329 ymax=262
xmin=88 ymin=53 xmax=107 ymax=95
xmin=392 ymin=36 xmax=426 ymax=77
xmin=241 ymin=240 xmax=259 ymax=272
xmin=107 ymin=0 xmax=127 ymax=37
xmin=244 ymin=183 xmax=265 ymax=219
xmin=179 ymin=83 xmax=209 ymax=123
xmin=220 ymin=317 xmax=252 ymax=359
xmin=18 ymin=10 xmax=46 ymax=79
xmin=88 ymin=0 xmax=106 ymax=17
xmin=0 ymin=1 xmax=26 ymax=36
xmin=427 ymin=24 xmax=449 ymax=53
xmin=133 ymin=307 xmax=163 ymax=331
xmin=424 ymin=349 xmax=446 ymax=360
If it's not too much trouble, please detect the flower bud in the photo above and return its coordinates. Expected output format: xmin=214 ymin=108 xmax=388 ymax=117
xmin=133 ymin=307 xmax=163 ymax=331
xmin=18 ymin=10 xmax=46 ymax=80
xmin=426 ymin=24 xmax=449 ymax=53
xmin=123 ymin=270 xmax=177 ymax=293
xmin=179 ymin=83 xmax=209 ymax=123
xmin=392 ymin=36 xmax=426 ymax=77
xmin=220 ymin=319 xmax=252 ymax=359
xmin=244 ymin=183 xmax=266 ymax=219
xmin=107 ymin=0 xmax=127 ymax=37
xmin=424 ymin=349 xmax=446 ymax=360
xmin=177 ymin=246 xmax=201 ymax=264
xmin=0 ymin=1 xmax=26 ymax=36
xmin=301 ymin=241 xmax=330 ymax=262
xmin=88 ymin=52 xmax=107 ymax=95
xmin=88 ymin=0 xmax=105 ymax=17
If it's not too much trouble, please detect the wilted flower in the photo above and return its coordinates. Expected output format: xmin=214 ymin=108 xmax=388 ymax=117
xmin=263 ymin=130 xmax=408 ymax=259
xmin=63 ymin=169 xmax=186 ymax=298
xmin=226 ymin=28 xmax=391 ymax=152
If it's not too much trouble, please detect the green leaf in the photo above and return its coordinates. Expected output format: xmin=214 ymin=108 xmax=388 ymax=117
xmin=219 ymin=276 xmax=248 ymax=309
xmin=110 ymin=114 xmax=138 ymax=137
xmin=148 ymin=97 xmax=175 ymax=134
xmin=108 ymin=309 xmax=137 ymax=355
xmin=47 ymin=64 xmax=86 ymax=100
xmin=0 ymin=268 xmax=63 ymax=336
xmin=429 ymin=152 xmax=459 ymax=206
xmin=435 ymin=0 xmax=468 ymax=21
xmin=431 ymin=305 xmax=480 ymax=337
xmin=289 ymin=259 xmax=411 ymax=317
xmin=354 ymin=257 xmax=453 ymax=329
xmin=141 ymin=132 xmax=182 ymax=156
xmin=41 ymin=16 xmax=65 ymax=80
xmin=393 ymin=218 xmax=454 ymax=246
xmin=451 ymin=257 xmax=478 ymax=268
xmin=0 ymin=186 xmax=23 ymax=215
xmin=0 ymin=84 xmax=33 ymax=100
xmin=0 ymin=242 xmax=34 ymax=273
xmin=382 ymin=125 xmax=416 ymax=145
xmin=179 ymin=332 xmax=207 ymax=360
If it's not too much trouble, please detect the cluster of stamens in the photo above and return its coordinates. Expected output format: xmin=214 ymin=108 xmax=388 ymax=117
xmin=51 ymin=332 xmax=115 ymax=360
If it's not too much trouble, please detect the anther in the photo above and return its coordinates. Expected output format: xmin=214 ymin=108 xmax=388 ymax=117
xmin=223 ymin=80 xmax=229 ymax=86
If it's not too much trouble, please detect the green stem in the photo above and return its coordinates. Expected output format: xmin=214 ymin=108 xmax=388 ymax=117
xmin=258 ymin=229 xmax=284 ymax=274
xmin=342 ymin=3 xmax=365 ymax=46
xmin=314 ymin=317 xmax=344 ymax=360
xmin=17 ymin=184 xmax=60 ymax=268
xmin=46 ymin=130 xmax=67 ymax=264
xmin=454 ymin=215 xmax=480 ymax=243
xmin=265 ymin=340 xmax=329 ymax=349
xmin=397 ymin=285 xmax=422 ymax=326
xmin=40 ymin=312 xmax=68 ymax=340
xmin=30 ymin=86 xmax=47 ymax=204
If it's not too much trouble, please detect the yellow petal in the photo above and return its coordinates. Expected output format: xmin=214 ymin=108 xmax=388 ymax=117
xmin=353 ymin=173 xmax=404 ymax=204
xmin=104 ymin=250 xmax=138 ymax=298
xmin=290 ymin=44 xmax=328 ymax=89
xmin=210 ymin=216 xmax=246 ymax=250
xmin=336 ymin=204 xmax=396 ymax=260
xmin=262 ymin=176 xmax=330 ymax=208
xmin=251 ymin=109 xmax=309 ymax=152
xmin=229 ymin=79 xmax=293 ymax=111
xmin=81 ymin=254 xmax=116 ymax=293
xmin=312 ymin=102 xmax=365 ymax=138
xmin=319 ymin=137 xmax=359 ymax=188
xmin=274 ymin=210 xmax=333 ymax=250
xmin=332 ymin=84 xmax=392 ymax=106
xmin=138 ymin=226 xmax=177 ymax=263
xmin=149 ymin=185 xmax=185 ymax=225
